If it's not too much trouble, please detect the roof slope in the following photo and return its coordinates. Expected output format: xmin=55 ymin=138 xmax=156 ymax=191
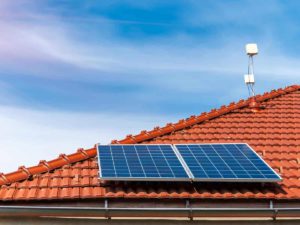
xmin=0 ymin=85 xmax=300 ymax=201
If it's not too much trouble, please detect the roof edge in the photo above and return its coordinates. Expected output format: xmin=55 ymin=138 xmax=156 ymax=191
xmin=1 ymin=84 xmax=299 ymax=187
xmin=0 ymin=147 xmax=96 ymax=187
xmin=113 ymin=84 xmax=300 ymax=144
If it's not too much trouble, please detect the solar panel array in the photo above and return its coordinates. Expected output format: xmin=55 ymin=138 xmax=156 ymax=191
xmin=98 ymin=145 xmax=189 ymax=181
xmin=97 ymin=143 xmax=281 ymax=182
xmin=175 ymin=144 xmax=281 ymax=182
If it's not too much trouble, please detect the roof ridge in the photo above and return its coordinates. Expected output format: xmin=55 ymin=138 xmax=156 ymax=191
xmin=112 ymin=84 xmax=300 ymax=144
xmin=0 ymin=84 xmax=299 ymax=187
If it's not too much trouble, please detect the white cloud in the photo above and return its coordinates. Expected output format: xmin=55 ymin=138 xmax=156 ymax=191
xmin=0 ymin=0 xmax=299 ymax=174
xmin=0 ymin=0 xmax=299 ymax=83
xmin=0 ymin=19 xmax=298 ymax=83
xmin=0 ymin=105 xmax=178 ymax=173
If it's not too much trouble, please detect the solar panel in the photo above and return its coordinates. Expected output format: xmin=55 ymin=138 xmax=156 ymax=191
xmin=97 ymin=144 xmax=190 ymax=181
xmin=174 ymin=143 xmax=281 ymax=182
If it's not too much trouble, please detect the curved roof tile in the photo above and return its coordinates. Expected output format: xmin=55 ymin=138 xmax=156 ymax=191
xmin=0 ymin=84 xmax=299 ymax=201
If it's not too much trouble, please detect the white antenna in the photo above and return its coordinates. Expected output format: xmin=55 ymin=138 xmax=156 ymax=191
xmin=244 ymin=43 xmax=258 ymax=97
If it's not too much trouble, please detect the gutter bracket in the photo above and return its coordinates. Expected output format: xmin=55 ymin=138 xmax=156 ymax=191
xmin=273 ymin=209 xmax=278 ymax=221
xmin=186 ymin=199 xmax=193 ymax=221
xmin=270 ymin=200 xmax=273 ymax=209
xmin=105 ymin=199 xmax=111 ymax=220
xmin=270 ymin=200 xmax=277 ymax=221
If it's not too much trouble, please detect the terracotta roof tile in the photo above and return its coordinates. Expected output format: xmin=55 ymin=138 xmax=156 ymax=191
xmin=49 ymin=187 xmax=59 ymax=199
xmin=81 ymin=187 xmax=93 ymax=198
xmin=27 ymin=188 xmax=37 ymax=199
xmin=1 ymin=85 xmax=300 ymax=201
xmin=60 ymin=187 xmax=70 ymax=198
xmin=37 ymin=188 xmax=49 ymax=199
xmin=50 ymin=177 xmax=60 ymax=187
xmin=71 ymin=187 xmax=80 ymax=198
xmin=14 ymin=188 xmax=27 ymax=200
xmin=61 ymin=177 xmax=70 ymax=187
xmin=2 ymin=188 xmax=15 ymax=200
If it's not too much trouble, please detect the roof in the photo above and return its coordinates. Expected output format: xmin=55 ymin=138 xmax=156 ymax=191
xmin=0 ymin=84 xmax=300 ymax=201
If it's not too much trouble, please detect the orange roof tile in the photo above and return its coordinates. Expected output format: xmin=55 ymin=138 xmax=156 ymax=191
xmin=0 ymin=84 xmax=300 ymax=201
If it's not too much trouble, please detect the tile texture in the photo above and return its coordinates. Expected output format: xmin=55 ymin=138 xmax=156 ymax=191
xmin=0 ymin=85 xmax=300 ymax=201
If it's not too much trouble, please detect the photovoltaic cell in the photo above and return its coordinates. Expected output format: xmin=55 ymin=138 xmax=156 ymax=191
xmin=97 ymin=145 xmax=190 ymax=181
xmin=174 ymin=143 xmax=281 ymax=182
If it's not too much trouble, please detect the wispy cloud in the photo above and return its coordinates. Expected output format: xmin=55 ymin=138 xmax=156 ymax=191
xmin=0 ymin=105 xmax=179 ymax=173
xmin=0 ymin=0 xmax=299 ymax=108
xmin=0 ymin=0 xmax=296 ymax=78
xmin=0 ymin=18 xmax=299 ymax=82
xmin=0 ymin=0 xmax=299 ymax=172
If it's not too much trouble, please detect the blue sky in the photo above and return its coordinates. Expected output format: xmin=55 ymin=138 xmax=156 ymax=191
xmin=0 ymin=0 xmax=299 ymax=172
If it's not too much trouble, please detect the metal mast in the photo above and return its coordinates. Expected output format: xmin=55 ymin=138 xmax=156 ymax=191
xmin=244 ymin=43 xmax=258 ymax=97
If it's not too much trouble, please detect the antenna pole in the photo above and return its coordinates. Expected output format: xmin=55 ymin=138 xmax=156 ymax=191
xmin=245 ymin=43 xmax=260 ymax=112
xmin=244 ymin=43 xmax=258 ymax=97
xmin=248 ymin=55 xmax=255 ymax=97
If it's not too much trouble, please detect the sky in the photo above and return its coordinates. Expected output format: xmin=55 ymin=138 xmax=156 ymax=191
xmin=0 ymin=0 xmax=300 ymax=172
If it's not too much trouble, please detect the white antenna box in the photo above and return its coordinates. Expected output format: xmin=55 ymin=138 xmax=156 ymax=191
xmin=244 ymin=74 xmax=255 ymax=84
xmin=245 ymin=44 xmax=258 ymax=56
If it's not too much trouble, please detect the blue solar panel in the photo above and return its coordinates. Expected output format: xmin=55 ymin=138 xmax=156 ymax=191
xmin=174 ymin=143 xmax=281 ymax=182
xmin=97 ymin=145 xmax=190 ymax=181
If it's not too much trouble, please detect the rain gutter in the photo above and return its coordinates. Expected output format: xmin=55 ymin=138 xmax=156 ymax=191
xmin=0 ymin=205 xmax=299 ymax=219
